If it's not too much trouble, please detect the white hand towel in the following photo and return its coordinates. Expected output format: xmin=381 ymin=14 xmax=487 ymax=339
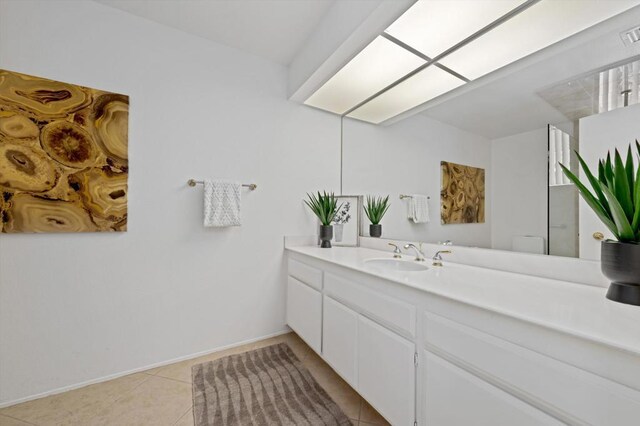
xmin=408 ymin=195 xmax=430 ymax=224
xmin=203 ymin=180 xmax=241 ymax=227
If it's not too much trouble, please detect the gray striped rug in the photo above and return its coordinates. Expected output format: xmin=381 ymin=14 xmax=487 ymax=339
xmin=191 ymin=342 xmax=353 ymax=426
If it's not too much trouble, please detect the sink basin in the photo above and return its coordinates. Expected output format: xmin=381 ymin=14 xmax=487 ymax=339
xmin=364 ymin=258 xmax=428 ymax=272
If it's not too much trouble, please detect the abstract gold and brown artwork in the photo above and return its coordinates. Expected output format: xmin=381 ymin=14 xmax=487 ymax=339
xmin=440 ymin=161 xmax=485 ymax=224
xmin=0 ymin=69 xmax=129 ymax=233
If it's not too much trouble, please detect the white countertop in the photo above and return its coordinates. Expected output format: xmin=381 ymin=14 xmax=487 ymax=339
xmin=287 ymin=245 xmax=640 ymax=356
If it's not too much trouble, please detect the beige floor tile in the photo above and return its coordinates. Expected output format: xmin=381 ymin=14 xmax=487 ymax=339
xmin=1 ymin=333 xmax=375 ymax=426
xmin=154 ymin=332 xmax=308 ymax=384
xmin=359 ymin=400 xmax=390 ymax=425
xmin=321 ymin=381 xmax=362 ymax=420
xmin=0 ymin=415 xmax=33 ymax=426
xmin=153 ymin=358 xmax=199 ymax=384
xmin=88 ymin=376 xmax=192 ymax=426
xmin=154 ymin=339 xmax=260 ymax=384
xmin=304 ymin=351 xmax=362 ymax=420
xmin=282 ymin=332 xmax=313 ymax=361
xmin=173 ymin=408 xmax=193 ymax=426
xmin=142 ymin=366 xmax=164 ymax=375
xmin=154 ymin=345 xmax=241 ymax=384
xmin=225 ymin=332 xmax=310 ymax=362
xmin=303 ymin=347 xmax=325 ymax=368
xmin=0 ymin=373 xmax=149 ymax=426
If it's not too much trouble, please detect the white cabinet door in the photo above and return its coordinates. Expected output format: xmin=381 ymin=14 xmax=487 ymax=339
xmin=286 ymin=276 xmax=322 ymax=353
xmin=423 ymin=351 xmax=562 ymax=426
xmin=358 ymin=315 xmax=415 ymax=426
xmin=323 ymin=296 xmax=358 ymax=388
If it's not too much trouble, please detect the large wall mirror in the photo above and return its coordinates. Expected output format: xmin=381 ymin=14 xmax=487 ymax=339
xmin=339 ymin=3 xmax=640 ymax=261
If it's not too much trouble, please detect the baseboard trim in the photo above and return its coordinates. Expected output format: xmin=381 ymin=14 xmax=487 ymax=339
xmin=0 ymin=328 xmax=291 ymax=409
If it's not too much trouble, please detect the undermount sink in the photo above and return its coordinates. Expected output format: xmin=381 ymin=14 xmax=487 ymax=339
xmin=364 ymin=258 xmax=428 ymax=272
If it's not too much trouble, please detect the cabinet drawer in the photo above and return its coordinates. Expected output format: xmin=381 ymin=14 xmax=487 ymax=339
xmin=424 ymin=312 xmax=640 ymax=425
xmin=286 ymin=276 xmax=322 ymax=353
xmin=288 ymin=258 xmax=323 ymax=290
xmin=424 ymin=351 xmax=562 ymax=426
xmin=325 ymin=273 xmax=416 ymax=337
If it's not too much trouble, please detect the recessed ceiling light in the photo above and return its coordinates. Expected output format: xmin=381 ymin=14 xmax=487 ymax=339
xmin=304 ymin=36 xmax=425 ymax=115
xmin=346 ymin=66 xmax=465 ymax=124
xmin=303 ymin=0 xmax=640 ymax=124
xmin=385 ymin=0 xmax=526 ymax=59
xmin=439 ymin=0 xmax=640 ymax=80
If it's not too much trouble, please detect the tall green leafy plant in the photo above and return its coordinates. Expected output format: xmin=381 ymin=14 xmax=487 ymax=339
xmin=364 ymin=195 xmax=390 ymax=225
xmin=304 ymin=191 xmax=341 ymax=226
xmin=560 ymin=141 xmax=640 ymax=244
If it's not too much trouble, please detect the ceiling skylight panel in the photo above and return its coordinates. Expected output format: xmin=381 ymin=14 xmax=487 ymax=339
xmin=347 ymin=66 xmax=465 ymax=124
xmin=439 ymin=0 xmax=640 ymax=80
xmin=304 ymin=36 xmax=425 ymax=115
xmin=385 ymin=0 xmax=526 ymax=59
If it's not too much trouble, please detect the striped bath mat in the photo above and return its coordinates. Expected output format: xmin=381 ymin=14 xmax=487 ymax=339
xmin=192 ymin=343 xmax=352 ymax=425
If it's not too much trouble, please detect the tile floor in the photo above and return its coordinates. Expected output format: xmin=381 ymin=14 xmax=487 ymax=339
xmin=0 ymin=332 xmax=389 ymax=426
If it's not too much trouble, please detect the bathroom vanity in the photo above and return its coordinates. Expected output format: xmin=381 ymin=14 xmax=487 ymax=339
xmin=285 ymin=245 xmax=640 ymax=426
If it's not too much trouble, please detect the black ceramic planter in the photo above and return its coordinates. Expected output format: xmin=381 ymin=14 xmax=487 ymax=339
xmin=602 ymin=240 xmax=640 ymax=306
xmin=319 ymin=225 xmax=333 ymax=248
xmin=370 ymin=224 xmax=382 ymax=238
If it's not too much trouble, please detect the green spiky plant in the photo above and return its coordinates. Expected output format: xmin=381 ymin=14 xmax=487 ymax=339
xmin=560 ymin=141 xmax=640 ymax=244
xmin=304 ymin=191 xmax=341 ymax=226
xmin=364 ymin=195 xmax=390 ymax=225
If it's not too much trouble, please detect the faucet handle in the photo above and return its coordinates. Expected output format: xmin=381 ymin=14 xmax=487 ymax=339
xmin=432 ymin=250 xmax=452 ymax=267
xmin=388 ymin=243 xmax=402 ymax=258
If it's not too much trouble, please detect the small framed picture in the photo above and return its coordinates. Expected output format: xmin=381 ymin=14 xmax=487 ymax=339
xmin=331 ymin=195 xmax=362 ymax=247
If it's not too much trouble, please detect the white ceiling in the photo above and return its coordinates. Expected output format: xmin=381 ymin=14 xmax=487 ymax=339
xmin=94 ymin=0 xmax=640 ymax=139
xmin=95 ymin=0 xmax=337 ymax=66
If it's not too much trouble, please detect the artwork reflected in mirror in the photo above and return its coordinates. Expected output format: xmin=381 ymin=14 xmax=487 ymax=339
xmin=0 ymin=69 xmax=129 ymax=233
xmin=331 ymin=195 xmax=361 ymax=247
xmin=341 ymin=5 xmax=640 ymax=260
xmin=440 ymin=161 xmax=485 ymax=225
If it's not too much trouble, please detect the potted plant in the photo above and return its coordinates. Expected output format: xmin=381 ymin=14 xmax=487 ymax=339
xmin=560 ymin=142 xmax=640 ymax=306
xmin=305 ymin=191 xmax=341 ymax=248
xmin=332 ymin=201 xmax=351 ymax=243
xmin=364 ymin=195 xmax=390 ymax=238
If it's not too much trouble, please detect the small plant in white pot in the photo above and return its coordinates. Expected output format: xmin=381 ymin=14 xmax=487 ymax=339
xmin=561 ymin=142 xmax=640 ymax=306
xmin=304 ymin=191 xmax=341 ymax=248
xmin=364 ymin=195 xmax=390 ymax=238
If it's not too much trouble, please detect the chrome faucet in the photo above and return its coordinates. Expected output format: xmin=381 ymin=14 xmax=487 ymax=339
xmin=404 ymin=243 xmax=425 ymax=261
xmin=388 ymin=243 xmax=402 ymax=259
xmin=432 ymin=250 xmax=451 ymax=267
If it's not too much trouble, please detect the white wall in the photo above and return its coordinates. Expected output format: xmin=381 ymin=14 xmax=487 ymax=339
xmin=491 ymin=128 xmax=548 ymax=252
xmin=579 ymin=102 xmax=640 ymax=260
xmin=342 ymin=115 xmax=492 ymax=248
xmin=0 ymin=0 xmax=340 ymax=405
